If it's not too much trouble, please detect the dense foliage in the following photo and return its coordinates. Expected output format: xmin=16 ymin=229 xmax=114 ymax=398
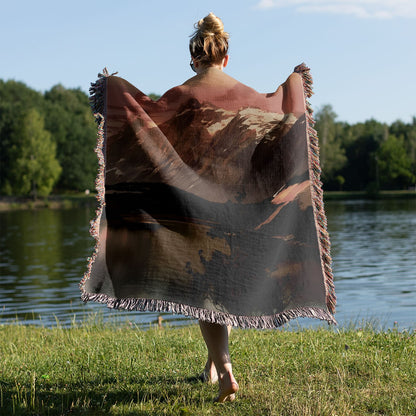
xmin=0 ymin=79 xmax=415 ymax=197
xmin=315 ymin=105 xmax=416 ymax=191
xmin=0 ymin=80 xmax=97 ymax=196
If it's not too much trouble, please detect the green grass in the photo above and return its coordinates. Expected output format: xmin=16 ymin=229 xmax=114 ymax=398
xmin=0 ymin=320 xmax=415 ymax=415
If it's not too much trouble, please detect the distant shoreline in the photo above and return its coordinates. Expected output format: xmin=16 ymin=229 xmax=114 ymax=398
xmin=0 ymin=194 xmax=97 ymax=211
xmin=323 ymin=190 xmax=416 ymax=201
xmin=0 ymin=190 xmax=415 ymax=211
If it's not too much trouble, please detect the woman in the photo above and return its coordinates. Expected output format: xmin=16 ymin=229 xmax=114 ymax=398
xmin=187 ymin=11 xmax=308 ymax=402
xmin=82 ymin=12 xmax=336 ymax=404
xmin=188 ymin=13 xmax=240 ymax=403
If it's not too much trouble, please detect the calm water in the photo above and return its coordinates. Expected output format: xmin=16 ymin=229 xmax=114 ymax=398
xmin=0 ymin=199 xmax=415 ymax=330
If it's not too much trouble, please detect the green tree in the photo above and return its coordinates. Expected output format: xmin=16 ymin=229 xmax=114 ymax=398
xmin=314 ymin=105 xmax=347 ymax=188
xmin=10 ymin=109 xmax=61 ymax=197
xmin=377 ymin=135 xmax=415 ymax=189
xmin=0 ymin=80 xmax=45 ymax=194
xmin=389 ymin=118 xmax=416 ymax=184
xmin=0 ymin=102 xmax=19 ymax=194
xmin=44 ymin=85 xmax=97 ymax=191
xmin=341 ymin=119 xmax=387 ymax=191
xmin=148 ymin=93 xmax=161 ymax=101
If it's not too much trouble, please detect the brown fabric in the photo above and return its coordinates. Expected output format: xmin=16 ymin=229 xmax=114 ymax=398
xmin=80 ymin=64 xmax=336 ymax=328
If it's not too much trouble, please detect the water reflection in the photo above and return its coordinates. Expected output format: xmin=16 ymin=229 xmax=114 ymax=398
xmin=323 ymin=198 xmax=416 ymax=330
xmin=0 ymin=206 xmax=192 ymax=327
xmin=0 ymin=198 xmax=415 ymax=329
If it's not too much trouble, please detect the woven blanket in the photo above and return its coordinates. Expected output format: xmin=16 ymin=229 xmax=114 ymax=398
xmin=80 ymin=64 xmax=336 ymax=328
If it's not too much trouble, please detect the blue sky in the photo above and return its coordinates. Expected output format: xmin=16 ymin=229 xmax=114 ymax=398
xmin=1 ymin=0 xmax=415 ymax=124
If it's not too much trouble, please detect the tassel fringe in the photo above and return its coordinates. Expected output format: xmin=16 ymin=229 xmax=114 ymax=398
xmin=294 ymin=63 xmax=337 ymax=316
xmin=81 ymin=291 xmax=337 ymax=328
xmin=79 ymin=69 xmax=110 ymax=294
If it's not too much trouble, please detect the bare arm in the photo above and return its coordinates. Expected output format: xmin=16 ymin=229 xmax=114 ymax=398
xmin=281 ymin=72 xmax=305 ymax=116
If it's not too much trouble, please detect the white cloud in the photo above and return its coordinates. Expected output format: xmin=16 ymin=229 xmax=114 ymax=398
xmin=256 ymin=0 xmax=416 ymax=19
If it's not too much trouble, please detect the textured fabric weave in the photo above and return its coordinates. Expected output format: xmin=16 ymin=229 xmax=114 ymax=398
xmin=80 ymin=64 xmax=336 ymax=328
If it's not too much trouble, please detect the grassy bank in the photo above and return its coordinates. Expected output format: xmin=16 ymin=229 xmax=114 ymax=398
xmin=0 ymin=322 xmax=415 ymax=415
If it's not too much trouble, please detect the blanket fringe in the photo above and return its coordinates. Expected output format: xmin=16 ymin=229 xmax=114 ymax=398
xmin=294 ymin=63 xmax=336 ymax=316
xmin=81 ymin=291 xmax=337 ymax=329
xmin=79 ymin=69 xmax=111 ymax=293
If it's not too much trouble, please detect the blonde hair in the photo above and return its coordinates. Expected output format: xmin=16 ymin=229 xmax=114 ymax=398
xmin=189 ymin=12 xmax=229 ymax=65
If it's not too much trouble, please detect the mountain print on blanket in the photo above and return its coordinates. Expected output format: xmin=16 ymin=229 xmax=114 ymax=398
xmin=81 ymin=65 xmax=336 ymax=328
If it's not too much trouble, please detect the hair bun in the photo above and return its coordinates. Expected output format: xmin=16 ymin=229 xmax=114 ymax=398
xmin=197 ymin=12 xmax=226 ymax=37
xmin=189 ymin=13 xmax=229 ymax=65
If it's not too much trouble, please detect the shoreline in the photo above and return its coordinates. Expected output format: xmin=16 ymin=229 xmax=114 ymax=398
xmin=0 ymin=193 xmax=97 ymax=211
xmin=323 ymin=190 xmax=416 ymax=201
xmin=0 ymin=190 xmax=415 ymax=211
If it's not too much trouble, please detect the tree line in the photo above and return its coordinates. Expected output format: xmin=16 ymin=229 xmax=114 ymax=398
xmin=315 ymin=105 xmax=415 ymax=192
xmin=0 ymin=80 xmax=97 ymax=197
xmin=0 ymin=80 xmax=415 ymax=197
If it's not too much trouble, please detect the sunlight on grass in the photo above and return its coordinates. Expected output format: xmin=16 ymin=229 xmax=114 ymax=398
xmin=0 ymin=316 xmax=415 ymax=415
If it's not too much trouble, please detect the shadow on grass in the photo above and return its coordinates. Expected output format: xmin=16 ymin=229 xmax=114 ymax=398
xmin=1 ymin=374 xmax=208 ymax=416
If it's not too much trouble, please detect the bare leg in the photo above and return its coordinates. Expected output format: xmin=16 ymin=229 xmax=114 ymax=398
xmin=200 ymin=354 xmax=218 ymax=383
xmin=199 ymin=320 xmax=239 ymax=402
xmin=200 ymin=326 xmax=232 ymax=384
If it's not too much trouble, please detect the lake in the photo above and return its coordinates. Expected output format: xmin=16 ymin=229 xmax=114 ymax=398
xmin=0 ymin=198 xmax=415 ymax=330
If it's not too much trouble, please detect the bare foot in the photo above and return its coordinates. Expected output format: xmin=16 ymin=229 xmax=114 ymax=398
xmin=200 ymin=358 xmax=218 ymax=384
xmin=215 ymin=371 xmax=239 ymax=403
